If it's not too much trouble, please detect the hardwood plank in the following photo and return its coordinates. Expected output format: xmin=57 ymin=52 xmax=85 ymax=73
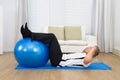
xmin=0 ymin=52 xmax=120 ymax=80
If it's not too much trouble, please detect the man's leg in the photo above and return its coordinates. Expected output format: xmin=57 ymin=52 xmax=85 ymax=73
xmin=21 ymin=23 xmax=62 ymax=66
xmin=20 ymin=24 xmax=62 ymax=67
xmin=31 ymin=33 xmax=62 ymax=67
xmin=59 ymin=53 xmax=91 ymax=67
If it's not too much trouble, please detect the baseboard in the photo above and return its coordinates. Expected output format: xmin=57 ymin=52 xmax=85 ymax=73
xmin=3 ymin=48 xmax=14 ymax=53
xmin=113 ymin=48 xmax=120 ymax=56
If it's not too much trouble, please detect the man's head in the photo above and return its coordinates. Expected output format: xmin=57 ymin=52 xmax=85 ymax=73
xmin=83 ymin=46 xmax=100 ymax=57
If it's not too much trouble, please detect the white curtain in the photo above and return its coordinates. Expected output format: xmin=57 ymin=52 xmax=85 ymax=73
xmin=16 ymin=0 xmax=28 ymax=41
xmin=95 ymin=0 xmax=113 ymax=52
xmin=0 ymin=6 xmax=3 ymax=54
xmin=17 ymin=0 xmax=49 ymax=33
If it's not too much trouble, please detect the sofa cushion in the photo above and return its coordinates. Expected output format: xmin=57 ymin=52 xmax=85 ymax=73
xmin=48 ymin=26 xmax=64 ymax=40
xmin=58 ymin=40 xmax=65 ymax=45
xmin=64 ymin=26 xmax=82 ymax=40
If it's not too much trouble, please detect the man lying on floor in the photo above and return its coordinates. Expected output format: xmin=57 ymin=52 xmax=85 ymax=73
xmin=21 ymin=22 xmax=100 ymax=68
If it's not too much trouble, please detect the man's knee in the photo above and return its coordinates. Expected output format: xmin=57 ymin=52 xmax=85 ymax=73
xmin=49 ymin=33 xmax=56 ymax=38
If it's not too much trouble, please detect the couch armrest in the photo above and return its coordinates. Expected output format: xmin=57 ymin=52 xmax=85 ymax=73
xmin=86 ymin=35 xmax=97 ymax=46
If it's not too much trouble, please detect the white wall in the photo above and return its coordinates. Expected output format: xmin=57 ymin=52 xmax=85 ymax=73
xmin=28 ymin=0 xmax=93 ymax=34
xmin=28 ymin=0 xmax=49 ymax=32
xmin=28 ymin=0 xmax=64 ymax=32
xmin=1 ymin=0 xmax=108 ymax=52
xmin=49 ymin=0 xmax=64 ymax=26
xmin=112 ymin=0 xmax=120 ymax=55
xmin=49 ymin=0 xmax=93 ymax=34
xmin=0 ymin=0 xmax=17 ymax=52
xmin=0 ymin=6 xmax=3 ymax=54
xmin=64 ymin=0 xmax=93 ymax=34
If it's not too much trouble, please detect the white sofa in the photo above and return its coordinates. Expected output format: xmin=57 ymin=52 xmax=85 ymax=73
xmin=44 ymin=26 xmax=97 ymax=53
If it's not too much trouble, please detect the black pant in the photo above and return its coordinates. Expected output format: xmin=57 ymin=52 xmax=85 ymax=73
xmin=31 ymin=33 xmax=62 ymax=67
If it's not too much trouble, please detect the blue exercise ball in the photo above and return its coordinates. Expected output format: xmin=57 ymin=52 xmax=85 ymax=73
xmin=14 ymin=38 xmax=49 ymax=68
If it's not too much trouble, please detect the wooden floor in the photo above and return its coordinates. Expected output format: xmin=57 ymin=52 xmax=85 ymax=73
xmin=0 ymin=52 xmax=120 ymax=80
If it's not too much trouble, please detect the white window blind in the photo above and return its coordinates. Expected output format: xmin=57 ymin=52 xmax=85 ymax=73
xmin=64 ymin=0 xmax=93 ymax=34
